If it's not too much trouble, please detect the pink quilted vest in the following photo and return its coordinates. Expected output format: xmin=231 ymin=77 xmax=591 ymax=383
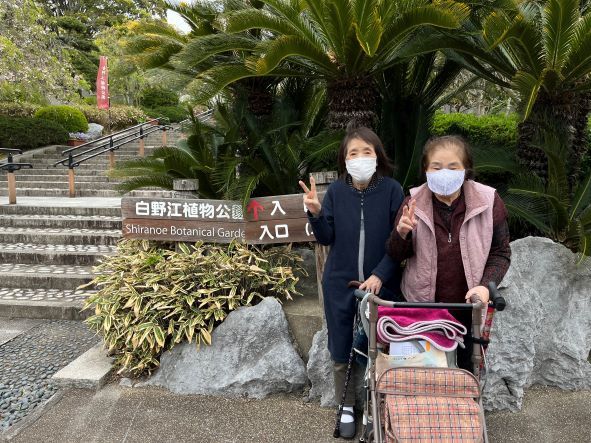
xmin=401 ymin=180 xmax=496 ymax=302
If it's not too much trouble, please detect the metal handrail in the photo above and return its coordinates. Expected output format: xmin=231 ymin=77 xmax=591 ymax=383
xmin=49 ymin=110 xmax=212 ymax=198
xmin=60 ymin=117 xmax=163 ymax=155
xmin=53 ymin=117 xmax=172 ymax=169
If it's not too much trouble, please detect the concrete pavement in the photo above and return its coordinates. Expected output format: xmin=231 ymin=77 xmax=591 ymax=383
xmin=5 ymin=383 xmax=590 ymax=443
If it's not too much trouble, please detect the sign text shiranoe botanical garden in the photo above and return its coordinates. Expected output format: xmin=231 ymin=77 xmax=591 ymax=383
xmin=121 ymin=193 xmax=326 ymax=245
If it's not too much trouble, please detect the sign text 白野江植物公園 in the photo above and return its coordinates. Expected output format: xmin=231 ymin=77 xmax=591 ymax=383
xmin=121 ymin=193 xmax=326 ymax=244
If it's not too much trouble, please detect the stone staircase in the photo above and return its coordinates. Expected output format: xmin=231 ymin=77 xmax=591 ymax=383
xmin=0 ymin=128 xmax=181 ymax=320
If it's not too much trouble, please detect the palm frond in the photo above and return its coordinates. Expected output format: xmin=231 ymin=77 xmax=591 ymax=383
xmin=542 ymin=0 xmax=579 ymax=71
xmin=255 ymin=35 xmax=335 ymax=75
xmin=185 ymin=62 xmax=258 ymax=105
xmin=114 ymin=175 xmax=175 ymax=194
xmin=512 ymin=70 xmax=543 ymax=119
xmin=171 ymin=33 xmax=259 ymax=69
xmin=570 ymin=170 xmax=591 ymax=220
xmin=563 ymin=13 xmax=591 ymax=81
xmin=503 ymin=192 xmax=552 ymax=233
xmin=352 ymin=0 xmax=383 ymax=57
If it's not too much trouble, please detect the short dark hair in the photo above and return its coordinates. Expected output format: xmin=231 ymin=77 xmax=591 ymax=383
xmin=420 ymin=135 xmax=475 ymax=180
xmin=337 ymin=121 xmax=393 ymax=177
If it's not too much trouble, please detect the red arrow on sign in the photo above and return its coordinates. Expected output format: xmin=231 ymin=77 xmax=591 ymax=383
xmin=247 ymin=200 xmax=265 ymax=221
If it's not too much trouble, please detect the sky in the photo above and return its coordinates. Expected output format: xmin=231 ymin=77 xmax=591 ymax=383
xmin=166 ymin=1 xmax=192 ymax=34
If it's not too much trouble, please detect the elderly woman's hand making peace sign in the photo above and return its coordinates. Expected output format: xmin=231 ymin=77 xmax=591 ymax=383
xmin=299 ymin=176 xmax=322 ymax=216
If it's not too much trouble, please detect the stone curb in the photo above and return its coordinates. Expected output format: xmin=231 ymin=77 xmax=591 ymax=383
xmin=52 ymin=342 xmax=113 ymax=391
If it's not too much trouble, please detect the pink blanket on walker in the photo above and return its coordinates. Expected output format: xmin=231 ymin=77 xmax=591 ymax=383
xmin=377 ymin=307 xmax=467 ymax=352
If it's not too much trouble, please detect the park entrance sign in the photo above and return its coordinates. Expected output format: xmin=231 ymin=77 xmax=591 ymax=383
xmin=121 ymin=193 xmax=326 ymax=245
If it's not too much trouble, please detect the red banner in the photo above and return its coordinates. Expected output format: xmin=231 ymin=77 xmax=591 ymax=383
xmin=96 ymin=56 xmax=109 ymax=109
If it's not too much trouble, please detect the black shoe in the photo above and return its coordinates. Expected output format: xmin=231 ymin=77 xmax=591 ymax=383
xmin=339 ymin=410 xmax=356 ymax=440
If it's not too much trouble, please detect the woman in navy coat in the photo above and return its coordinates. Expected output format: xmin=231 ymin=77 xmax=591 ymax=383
xmin=299 ymin=124 xmax=404 ymax=437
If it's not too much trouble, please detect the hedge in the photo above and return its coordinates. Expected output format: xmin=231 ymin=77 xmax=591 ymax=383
xmin=431 ymin=112 xmax=519 ymax=148
xmin=75 ymin=105 xmax=147 ymax=131
xmin=0 ymin=102 xmax=41 ymax=118
xmin=143 ymin=105 xmax=188 ymax=123
xmin=34 ymin=105 xmax=88 ymax=133
xmin=0 ymin=116 xmax=69 ymax=151
xmin=139 ymin=86 xmax=179 ymax=108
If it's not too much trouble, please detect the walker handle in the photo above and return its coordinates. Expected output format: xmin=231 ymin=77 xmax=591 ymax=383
xmin=354 ymin=289 xmax=367 ymax=300
xmin=488 ymin=281 xmax=506 ymax=311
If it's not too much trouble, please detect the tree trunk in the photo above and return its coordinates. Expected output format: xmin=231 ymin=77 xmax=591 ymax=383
xmin=326 ymin=76 xmax=379 ymax=130
xmin=517 ymin=90 xmax=591 ymax=189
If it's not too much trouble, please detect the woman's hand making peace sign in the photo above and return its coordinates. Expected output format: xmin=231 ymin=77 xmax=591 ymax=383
xmin=299 ymin=176 xmax=321 ymax=216
xmin=396 ymin=198 xmax=418 ymax=239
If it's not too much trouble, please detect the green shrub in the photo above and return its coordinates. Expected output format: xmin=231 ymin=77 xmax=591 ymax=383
xmin=431 ymin=112 xmax=518 ymax=148
xmin=75 ymin=105 xmax=147 ymax=131
xmin=0 ymin=116 xmax=69 ymax=151
xmin=139 ymin=85 xmax=179 ymax=108
xmin=144 ymin=105 xmax=188 ymax=123
xmin=83 ymin=96 xmax=97 ymax=105
xmin=82 ymin=240 xmax=305 ymax=376
xmin=34 ymin=105 xmax=88 ymax=133
xmin=0 ymin=102 xmax=41 ymax=118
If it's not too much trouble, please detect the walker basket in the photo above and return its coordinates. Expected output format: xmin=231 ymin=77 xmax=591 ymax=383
xmin=377 ymin=367 xmax=485 ymax=443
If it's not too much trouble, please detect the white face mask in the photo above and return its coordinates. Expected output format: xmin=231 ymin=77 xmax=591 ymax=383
xmin=426 ymin=169 xmax=465 ymax=196
xmin=345 ymin=157 xmax=377 ymax=183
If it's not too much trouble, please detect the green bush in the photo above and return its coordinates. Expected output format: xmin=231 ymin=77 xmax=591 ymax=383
xmin=75 ymin=105 xmax=147 ymax=131
xmin=34 ymin=105 xmax=88 ymax=133
xmin=82 ymin=240 xmax=305 ymax=376
xmin=0 ymin=116 xmax=69 ymax=151
xmin=144 ymin=105 xmax=188 ymax=123
xmin=83 ymin=96 xmax=97 ymax=106
xmin=0 ymin=102 xmax=41 ymax=118
xmin=431 ymin=112 xmax=518 ymax=148
xmin=139 ymin=85 xmax=179 ymax=108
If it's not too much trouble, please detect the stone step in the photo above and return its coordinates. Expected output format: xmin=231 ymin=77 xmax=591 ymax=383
xmin=0 ymin=205 xmax=121 ymax=217
xmin=0 ymin=188 xmax=120 ymax=197
xmin=10 ymin=168 xmax=106 ymax=176
xmin=0 ymin=227 xmax=121 ymax=246
xmin=0 ymin=214 xmax=121 ymax=229
xmin=4 ymin=181 xmax=120 ymax=191
xmin=0 ymin=243 xmax=116 ymax=265
xmin=0 ymin=287 xmax=94 ymax=320
xmin=0 ymin=174 xmax=112 ymax=183
xmin=0 ymin=262 xmax=94 ymax=290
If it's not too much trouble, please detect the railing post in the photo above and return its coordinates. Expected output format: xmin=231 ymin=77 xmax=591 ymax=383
xmin=139 ymin=126 xmax=145 ymax=157
xmin=6 ymin=153 xmax=16 ymax=204
xmin=161 ymin=126 xmax=167 ymax=146
xmin=68 ymin=153 xmax=75 ymax=198
xmin=109 ymin=136 xmax=115 ymax=169
xmin=7 ymin=171 xmax=16 ymax=204
xmin=310 ymin=171 xmax=338 ymax=310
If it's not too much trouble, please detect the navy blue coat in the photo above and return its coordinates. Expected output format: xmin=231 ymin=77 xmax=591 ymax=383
xmin=308 ymin=176 xmax=405 ymax=363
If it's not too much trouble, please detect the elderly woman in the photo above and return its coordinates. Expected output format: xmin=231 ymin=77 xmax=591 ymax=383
xmin=387 ymin=135 xmax=511 ymax=370
xmin=300 ymin=124 xmax=404 ymax=438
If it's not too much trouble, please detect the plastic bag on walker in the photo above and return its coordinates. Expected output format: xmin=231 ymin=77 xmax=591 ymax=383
xmin=376 ymin=340 xmax=449 ymax=380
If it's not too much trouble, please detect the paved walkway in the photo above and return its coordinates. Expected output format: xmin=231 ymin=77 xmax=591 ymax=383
xmin=3 ymin=383 xmax=589 ymax=442
xmin=0 ymin=320 xmax=98 ymax=431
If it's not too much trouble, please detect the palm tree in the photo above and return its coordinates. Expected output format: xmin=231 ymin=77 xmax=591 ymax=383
xmin=479 ymin=0 xmax=591 ymax=183
xmin=503 ymin=120 xmax=591 ymax=260
xmin=110 ymin=79 xmax=340 ymax=203
xmin=207 ymin=0 xmax=471 ymax=130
